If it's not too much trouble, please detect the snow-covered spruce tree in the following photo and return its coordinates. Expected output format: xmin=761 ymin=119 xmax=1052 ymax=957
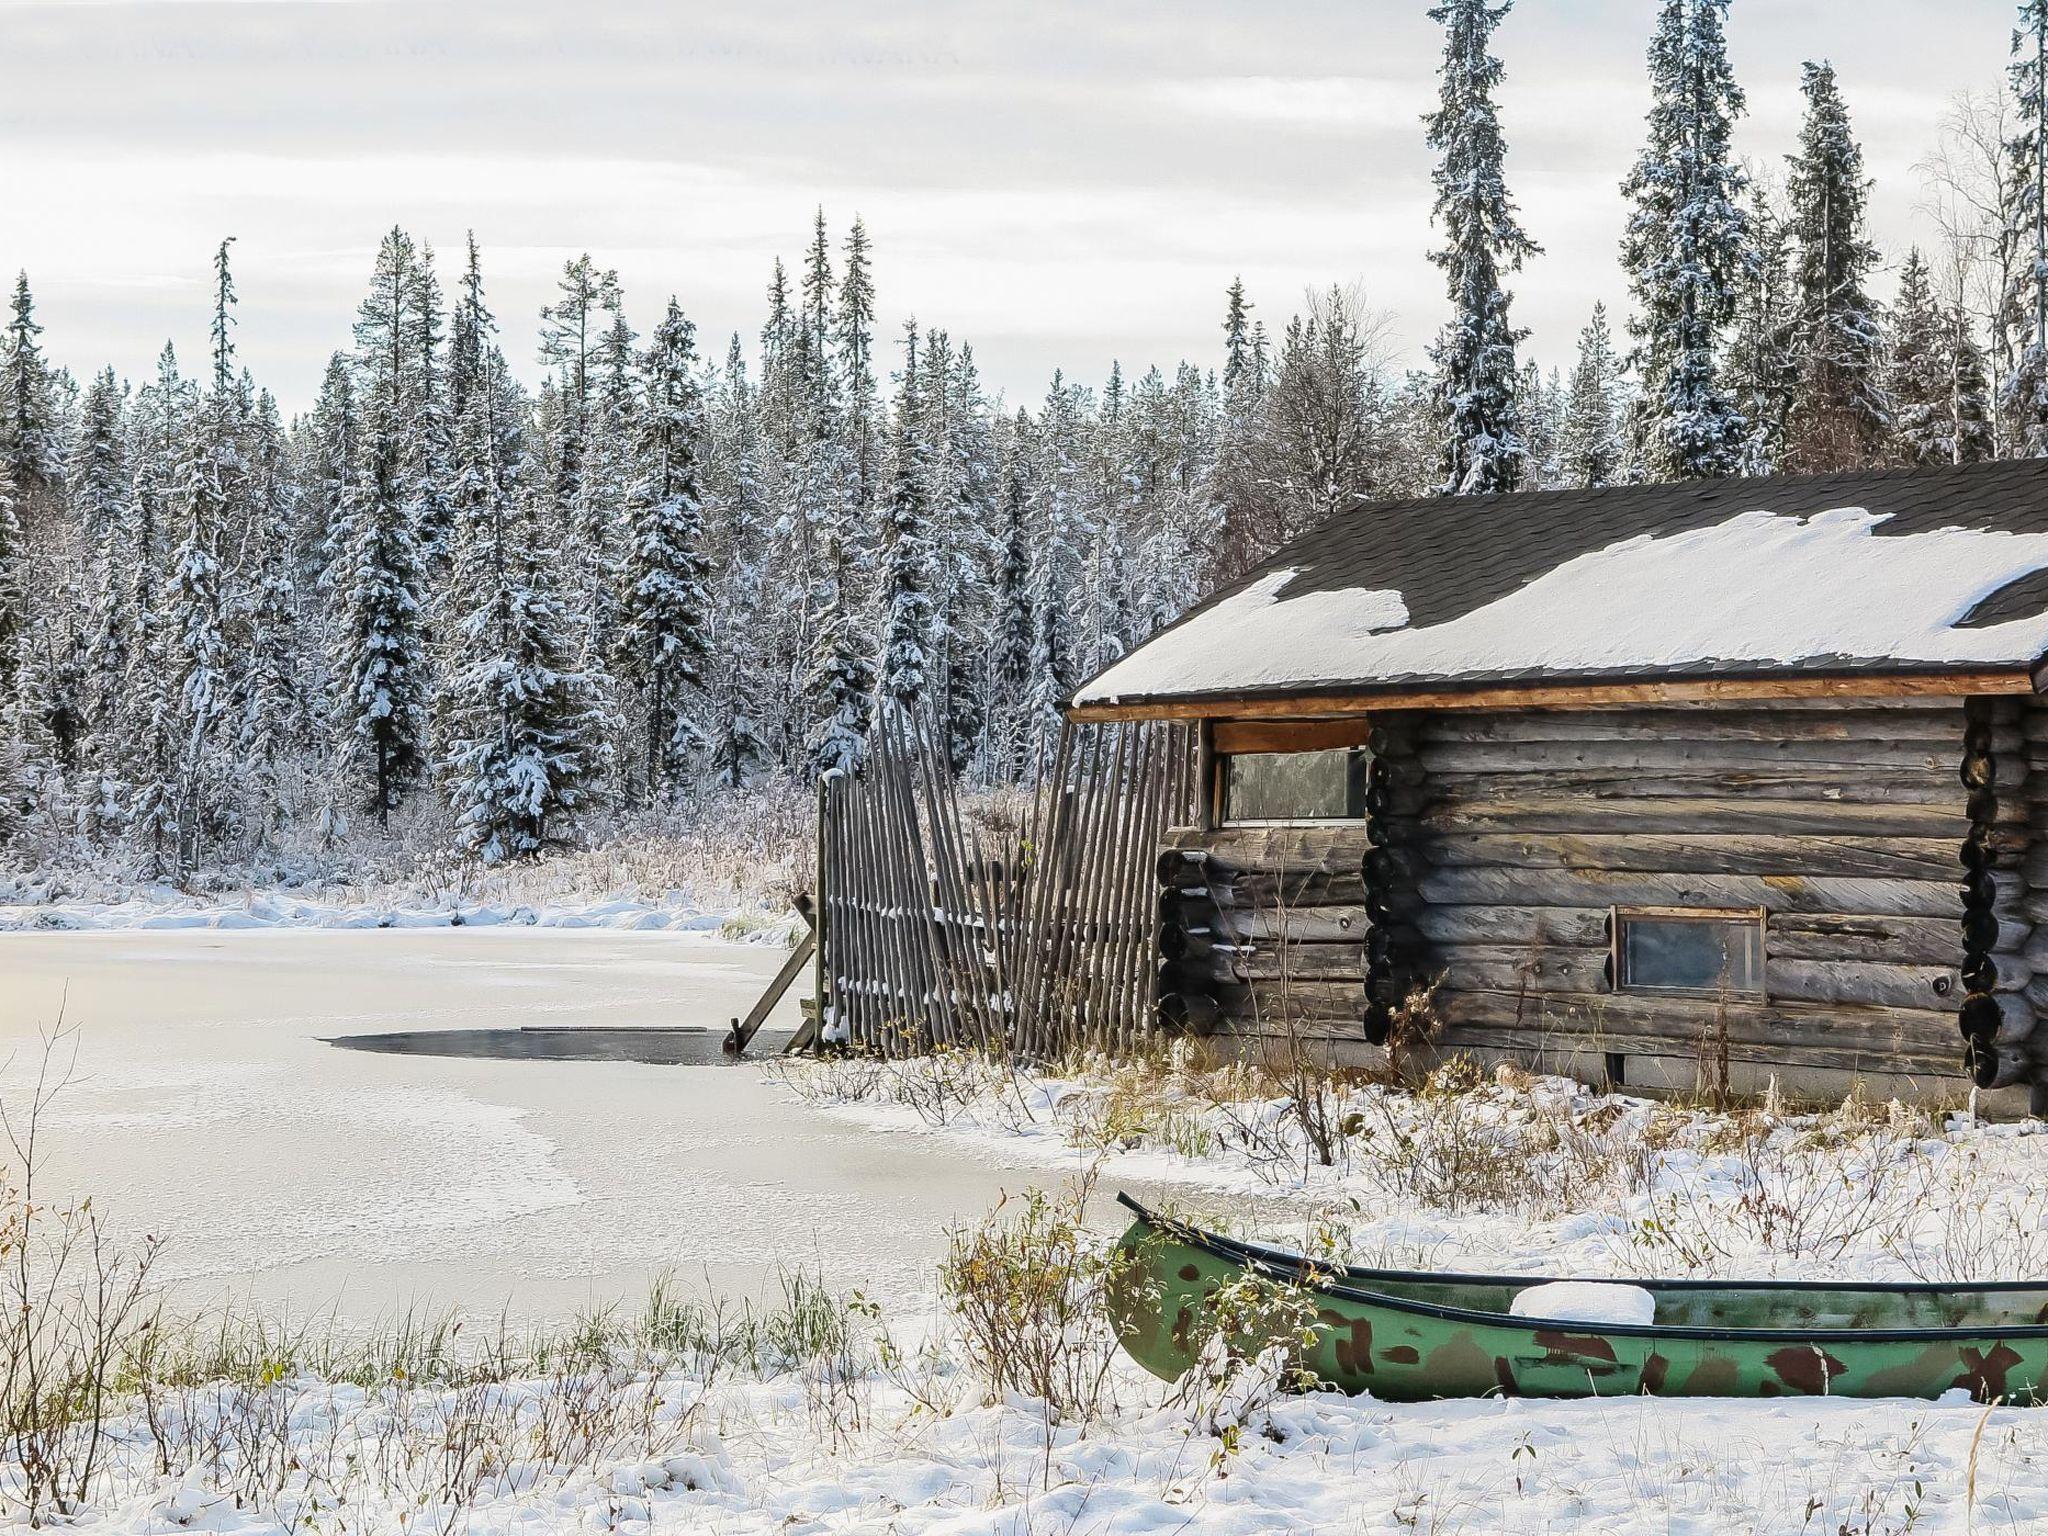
xmin=1945 ymin=303 xmax=1997 ymax=465
xmin=442 ymin=349 xmax=605 ymax=862
xmin=1619 ymin=0 xmax=1753 ymax=480
xmin=330 ymin=392 xmax=427 ymax=823
xmin=122 ymin=345 xmax=194 ymax=872
xmin=580 ymin=303 xmax=638 ymax=670
xmin=238 ymin=389 xmax=308 ymax=836
xmin=934 ymin=339 xmax=996 ymax=772
xmin=539 ymin=256 xmax=623 ymax=598
xmin=0 ymin=457 xmax=20 ymax=712
xmin=1024 ymin=372 xmax=1086 ymax=769
xmin=1782 ymin=60 xmax=1890 ymax=472
xmin=838 ymin=216 xmax=880 ymax=509
xmin=1210 ymin=281 xmax=1276 ymax=585
xmin=1725 ymin=184 xmax=1799 ymax=475
xmin=405 ymin=246 xmax=454 ymax=572
xmin=1891 ymin=249 xmax=1954 ymax=467
xmin=1261 ymin=289 xmax=1385 ymax=537
xmin=304 ymin=352 xmax=360 ymax=576
xmin=616 ymin=298 xmax=712 ymax=801
xmin=1556 ymin=304 xmax=1624 ymax=490
xmin=1425 ymin=0 xmax=1539 ymax=495
xmin=877 ymin=321 xmax=935 ymax=720
xmin=2007 ymin=0 xmax=2048 ymax=454
xmin=165 ymin=239 xmax=247 ymax=875
xmin=72 ymin=367 xmax=132 ymax=772
xmin=800 ymin=416 xmax=872 ymax=777
xmin=0 ymin=272 xmax=63 ymax=504
xmin=702 ymin=334 xmax=769 ymax=788
xmin=990 ymin=420 xmax=1034 ymax=781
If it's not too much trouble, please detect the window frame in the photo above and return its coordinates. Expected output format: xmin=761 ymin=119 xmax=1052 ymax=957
xmin=1204 ymin=718 xmax=1374 ymax=830
xmin=1609 ymin=905 xmax=1768 ymax=1001
xmin=1215 ymin=746 xmax=1371 ymax=828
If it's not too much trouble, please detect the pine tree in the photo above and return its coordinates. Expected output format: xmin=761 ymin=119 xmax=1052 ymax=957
xmin=1025 ymin=373 xmax=1085 ymax=767
xmin=0 ymin=457 xmax=19 ymax=710
xmin=1783 ymin=61 xmax=1890 ymax=471
xmin=1725 ymin=185 xmax=1799 ymax=473
xmin=1619 ymin=0 xmax=1753 ymax=479
xmin=1891 ymin=249 xmax=1953 ymax=467
xmin=239 ymin=389 xmax=305 ymax=833
xmin=1556 ymin=303 xmax=1622 ymax=487
xmin=877 ymin=322 xmax=935 ymax=718
xmin=1221 ymin=277 xmax=1255 ymax=392
xmin=1426 ymin=0 xmax=1539 ymax=494
xmin=991 ymin=422 xmax=1034 ymax=781
xmin=123 ymin=345 xmax=193 ymax=871
xmin=2007 ymin=0 xmax=2048 ymax=453
xmin=617 ymin=298 xmax=712 ymax=799
xmin=1944 ymin=304 xmax=1997 ymax=465
xmin=0 ymin=272 xmax=61 ymax=500
xmin=72 ymin=367 xmax=131 ymax=746
xmin=537 ymin=253 xmax=622 ymax=530
xmin=702 ymin=334 xmax=769 ymax=789
xmin=165 ymin=239 xmax=245 ymax=874
xmin=443 ymin=348 xmax=605 ymax=861
xmin=839 ymin=217 xmax=880 ymax=511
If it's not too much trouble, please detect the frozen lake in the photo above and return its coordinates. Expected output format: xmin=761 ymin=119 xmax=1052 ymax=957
xmin=0 ymin=928 xmax=1080 ymax=1325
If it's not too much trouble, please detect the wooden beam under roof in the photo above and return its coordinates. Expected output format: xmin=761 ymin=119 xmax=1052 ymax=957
xmin=1067 ymin=667 xmax=2042 ymax=723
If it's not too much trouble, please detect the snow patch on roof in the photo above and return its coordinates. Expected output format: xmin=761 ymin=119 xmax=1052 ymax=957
xmin=1075 ymin=506 xmax=2048 ymax=705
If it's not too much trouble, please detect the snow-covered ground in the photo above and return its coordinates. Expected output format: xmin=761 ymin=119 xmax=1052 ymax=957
xmin=54 ymin=1351 xmax=2048 ymax=1535
xmin=15 ymin=962 xmax=2048 ymax=1532
xmin=0 ymin=886 xmax=789 ymax=936
xmin=782 ymin=1049 xmax=2048 ymax=1285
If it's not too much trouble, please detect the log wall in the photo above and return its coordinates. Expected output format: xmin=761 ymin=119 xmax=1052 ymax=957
xmin=1159 ymin=697 xmax=2048 ymax=1107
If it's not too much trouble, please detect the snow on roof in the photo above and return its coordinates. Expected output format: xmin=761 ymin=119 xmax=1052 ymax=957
xmin=1073 ymin=461 xmax=2048 ymax=710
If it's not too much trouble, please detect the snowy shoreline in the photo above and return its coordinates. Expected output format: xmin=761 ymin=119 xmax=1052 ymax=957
xmin=0 ymin=890 xmax=798 ymax=939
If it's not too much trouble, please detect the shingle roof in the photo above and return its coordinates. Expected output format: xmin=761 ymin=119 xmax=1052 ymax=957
xmin=1073 ymin=458 xmax=2048 ymax=711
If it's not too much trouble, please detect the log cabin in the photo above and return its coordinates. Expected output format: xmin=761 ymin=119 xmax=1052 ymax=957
xmin=1069 ymin=459 xmax=2048 ymax=1112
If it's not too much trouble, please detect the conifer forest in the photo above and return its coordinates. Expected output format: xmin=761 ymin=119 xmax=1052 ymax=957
xmin=3 ymin=0 xmax=2047 ymax=887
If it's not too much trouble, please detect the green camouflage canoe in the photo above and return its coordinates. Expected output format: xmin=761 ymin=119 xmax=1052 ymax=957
xmin=1111 ymin=1195 xmax=2048 ymax=1402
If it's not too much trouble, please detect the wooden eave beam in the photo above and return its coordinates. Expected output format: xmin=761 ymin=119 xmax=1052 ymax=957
xmin=1066 ymin=667 xmax=2041 ymax=724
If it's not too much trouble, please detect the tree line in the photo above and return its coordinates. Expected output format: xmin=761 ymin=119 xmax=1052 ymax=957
xmin=1 ymin=0 xmax=2045 ymax=877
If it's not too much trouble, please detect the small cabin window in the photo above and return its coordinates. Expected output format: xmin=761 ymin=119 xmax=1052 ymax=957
xmin=1613 ymin=908 xmax=1765 ymax=998
xmin=1220 ymin=748 xmax=1368 ymax=824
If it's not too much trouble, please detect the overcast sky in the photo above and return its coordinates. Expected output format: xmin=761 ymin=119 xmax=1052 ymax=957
xmin=0 ymin=0 xmax=2021 ymax=415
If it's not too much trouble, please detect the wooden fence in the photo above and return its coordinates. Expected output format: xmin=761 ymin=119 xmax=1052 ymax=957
xmin=817 ymin=714 xmax=1196 ymax=1059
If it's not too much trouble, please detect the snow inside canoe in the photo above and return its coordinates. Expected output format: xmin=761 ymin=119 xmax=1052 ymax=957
xmin=1109 ymin=1195 xmax=2048 ymax=1402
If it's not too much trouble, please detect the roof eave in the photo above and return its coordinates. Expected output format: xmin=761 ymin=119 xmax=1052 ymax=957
xmin=1066 ymin=663 xmax=2043 ymax=723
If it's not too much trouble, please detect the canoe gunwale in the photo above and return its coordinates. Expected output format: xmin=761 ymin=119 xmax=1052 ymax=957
xmin=1117 ymin=1194 xmax=2048 ymax=1347
xmin=1112 ymin=1193 xmax=2048 ymax=1300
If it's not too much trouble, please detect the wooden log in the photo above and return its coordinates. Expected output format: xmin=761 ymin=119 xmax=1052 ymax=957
xmin=1214 ymin=904 xmax=1371 ymax=943
xmin=1398 ymin=903 xmax=1608 ymax=948
xmin=1428 ymin=1021 xmax=1965 ymax=1079
xmin=1389 ymin=766 xmax=1979 ymax=806
xmin=1764 ymin=912 xmax=1971 ymax=965
xmin=1398 ymin=795 xmax=1978 ymax=839
xmin=1415 ymin=866 xmax=1969 ymax=918
xmin=1415 ymin=832 xmax=1966 ymax=883
xmin=1215 ymin=978 xmax=1366 ymax=1026
xmin=1765 ymin=959 xmax=1963 ymax=1011
xmin=1970 ymin=1039 xmax=2033 ymax=1089
xmin=1431 ymin=944 xmax=1605 ymax=993
xmin=1440 ymin=989 xmax=1966 ymax=1067
xmin=1069 ymin=671 xmax=2035 ymax=724
xmin=1412 ymin=739 xmax=1972 ymax=776
xmin=1231 ymin=944 xmax=1366 ymax=983
xmin=1412 ymin=709 xmax=1967 ymax=746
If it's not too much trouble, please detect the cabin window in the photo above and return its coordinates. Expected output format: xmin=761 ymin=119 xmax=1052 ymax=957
xmin=1220 ymin=748 xmax=1369 ymax=824
xmin=1612 ymin=907 xmax=1765 ymax=998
